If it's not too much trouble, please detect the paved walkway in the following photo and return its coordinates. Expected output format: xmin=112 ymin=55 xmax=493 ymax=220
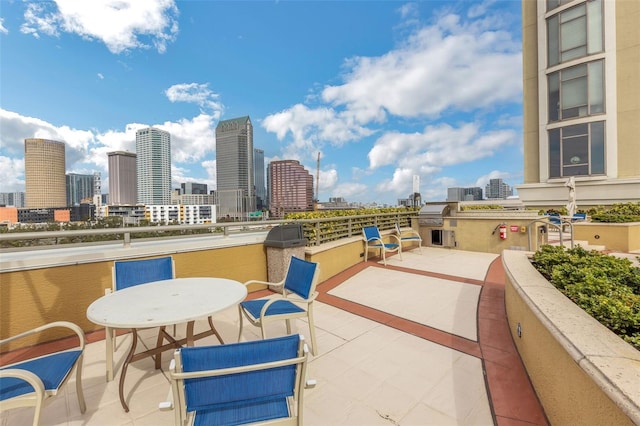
xmin=1 ymin=247 xmax=548 ymax=425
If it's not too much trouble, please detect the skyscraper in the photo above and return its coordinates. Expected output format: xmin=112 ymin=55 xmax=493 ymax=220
xmin=135 ymin=128 xmax=171 ymax=205
xmin=108 ymin=151 xmax=137 ymax=205
xmin=268 ymin=160 xmax=314 ymax=218
xmin=181 ymin=182 xmax=208 ymax=195
xmin=215 ymin=116 xmax=255 ymax=218
xmin=254 ymin=148 xmax=266 ymax=210
xmin=517 ymin=0 xmax=640 ymax=207
xmin=485 ymin=179 xmax=513 ymax=200
xmin=24 ymin=138 xmax=66 ymax=208
xmin=66 ymin=173 xmax=94 ymax=206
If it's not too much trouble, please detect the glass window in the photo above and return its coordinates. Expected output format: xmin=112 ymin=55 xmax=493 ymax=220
xmin=547 ymin=0 xmax=573 ymax=12
xmin=547 ymin=60 xmax=604 ymax=122
xmin=548 ymin=121 xmax=606 ymax=178
xmin=547 ymin=0 xmax=602 ymax=66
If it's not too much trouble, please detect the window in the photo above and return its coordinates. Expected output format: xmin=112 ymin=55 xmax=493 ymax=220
xmin=547 ymin=0 xmax=603 ymax=66
xmin=546 ymin=0 xmax=573 ymax=12
xmin=548 ymin=121 xmax=605 ymax=178
xmin=548 ymin=60 xmax=604 ymax=122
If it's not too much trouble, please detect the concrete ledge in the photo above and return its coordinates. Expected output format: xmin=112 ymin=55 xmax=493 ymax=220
xmin=502 ymin=249 xmax=640 ymax=425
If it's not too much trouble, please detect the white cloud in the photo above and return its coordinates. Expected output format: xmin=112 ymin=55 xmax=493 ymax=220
xmin=97 ymin=73 xmax=104 ymax=80
xmin=368 ymin=123 xmax=516 ymax=170
xmin=20 ymin=0 xmax=179 ymax=54
xmin=331 ymin=182 xmax=367 ymax=201
xmin=0 ymin=18 xmax=8 ymax=34
xmin=165 ymin=83 xmax=224 ymax=118
xmin=0 ymin=106 xmax=219 ymax=193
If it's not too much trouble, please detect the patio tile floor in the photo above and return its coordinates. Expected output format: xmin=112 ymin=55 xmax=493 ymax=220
xmin=1 ymin=247 xmax=548 ymax=425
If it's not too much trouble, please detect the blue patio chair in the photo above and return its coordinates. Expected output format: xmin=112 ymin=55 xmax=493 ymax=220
xmin=238 ymin=257 xmax=320 ymax=355
xmin=395 ymin=222 xmax=422 ymax=253
xmin=110 ymin=256 xmax=176 ymax=356
xmin=362 ymin=226 xmax=402 ymax=265
xmin=0 ymin=321 xmax=86 ymax=426
xmin=161 ymin=334 xmax=314 ymax=426
xmin=571 ymin=213 xmax=587 ymax=222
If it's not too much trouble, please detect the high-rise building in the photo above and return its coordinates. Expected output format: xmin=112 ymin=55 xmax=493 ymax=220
xmin=135 ymin=128 xmax=171 ymax=205
xmin=66 ymin=173 xmax=94 ymax=206
xmin=517 ymin=0 xmax=640 ymax=207
xmin=268 ymin=160 xmax=314 ymax=218
xmin=0 ymin=192 xmax=25 ymax=207
xmin=485 ymin=179 xmax=513 ymax=200
xmin=24 ymin=138 xmax=66 ymax=208
xmin=447 ymin=187 xmax=484 ymax=201
xmin=181 ymin=182 xmax=208 ymax=195
xmin=215 ymin=116 xmax=255 ymax=218
xmin=254 ymin=148 xmax=266 ymax=210
xmin=108 ymin=151 xmax=137 ymax=205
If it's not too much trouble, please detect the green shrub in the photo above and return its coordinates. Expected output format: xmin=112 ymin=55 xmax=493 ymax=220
xmin=531 ymin=245 xmax=640 ymax=350
xmin=589 ymin=202 xmax=640 ymax=223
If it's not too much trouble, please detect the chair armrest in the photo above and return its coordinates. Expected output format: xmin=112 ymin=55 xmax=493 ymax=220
xmin=244 ymin=279 xmax=285 ymax=289
xmin=388 ymin=234 xmax=401 ymax=245
xmin=0 ymin=369 xmax=45 ymax=397
xmin=0 ymin=321 xmax=85 ymax=350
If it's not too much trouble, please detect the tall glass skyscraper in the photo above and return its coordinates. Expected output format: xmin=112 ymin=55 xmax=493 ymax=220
xmin=135 ymin=128 xmax=171 ymax=205
xmin=254 ymin=148 xmax=266 ymax=210
xmin=215 ymin=116 xmax=255 ymax=218
xmin=24 ymin=138 xmax=66 ymax=208
xmin=66 ymin=173 xmax=94 ymax=206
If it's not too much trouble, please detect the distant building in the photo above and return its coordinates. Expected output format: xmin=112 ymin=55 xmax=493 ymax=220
xmin=171 ymin=190 xmax=216 ymax=206
xmin=485 ymin=179 xmax=513 ymax=200
xmin=24 ymin=138 xmax=66 ymax=208
xmin=447 ymin=187 xmax=483 ymax=201
xmin=215 ymin=116 xmax=255 ymax=219
xmin=66 ymin=173 xmax=94 ymax=206
xmin=268 ymin=160 xmax=314 ymax=218
xmin=517 ymin=0 xmax=640 ymax=207
xmin=254 ymin=148 xmax=266 ymax=210
xmin=136 ymin=128 xmax=171 ymax=205
xmin=108 ymin=151 xmax=137 ymax=205
xmin=145 ymin=204 xmax=216 ymax=224
xmin=0 ymin=192 xmax=25 ymax=208
xmin=181 ymin=182 xmax=208 ymax=195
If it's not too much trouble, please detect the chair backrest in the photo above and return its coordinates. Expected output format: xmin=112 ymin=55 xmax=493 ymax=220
xmin=177 ymin=334 xmax=304 ymax=415
xmin=283 ymin=257 xmax=318 ymax=300
xmin=113 ymin=256 xmax=174 ymax=291
xmin=363 ymin=226 xmax=381 ymax=242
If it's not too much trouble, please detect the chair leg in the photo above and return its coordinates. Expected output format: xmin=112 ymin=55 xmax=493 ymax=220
xmin=237 ymin=306 xmax=244 ymax=342
xmin=285 ymin=319 xmax=292 ymax=334
xmin=307 ymin=308 xmax=318 ymax=356
xmin=75 ymin=354 xmax=87 ymax=413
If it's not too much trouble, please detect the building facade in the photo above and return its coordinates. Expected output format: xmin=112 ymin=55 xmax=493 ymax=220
xmin=136 ymin=128 xmax=171 ymax=205
xmin=0 ymin=192 xmax=25 ymax=208
xmin=24 ymin=138 xmax=66 ymax=208
xmin=108 ymin=151 xmax=137 ymax=205
xmin=215 ymin=116 xmax=255 ymax=219
xmin=517 ymin=0 xmax=640 ymax=207
xmin=254 ymin=148 xmax=266 ymax=210
xmin=66 ymin=173 xmax=94 ymax=206
xmin=447 ymin=187 xmax=484 ymax=201
xmin=145 ymin=204 xmax=216 ymax=224
xmin=485 ymin=179 xmax=513 ymax=200
xmin=268 ymin=160 xmax=314 ymax=218
xmin=181 ymin=182 xmax=208 ymax=195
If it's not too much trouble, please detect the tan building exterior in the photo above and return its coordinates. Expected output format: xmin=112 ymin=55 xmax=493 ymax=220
xmin=107 ymin=151 xmax=137 ymax=205
xmin=517 ymin=0 xmax=640 ymax=208
xmin=24 ymin=138 xmax=66 ymax=208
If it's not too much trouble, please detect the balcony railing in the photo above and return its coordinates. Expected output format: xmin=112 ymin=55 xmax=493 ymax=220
xmin=0 ymin=211 xmax=416 ymax=249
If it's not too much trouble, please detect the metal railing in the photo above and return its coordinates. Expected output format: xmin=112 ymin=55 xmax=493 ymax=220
xmin=0 ymin=212 xmax=417 ymax=250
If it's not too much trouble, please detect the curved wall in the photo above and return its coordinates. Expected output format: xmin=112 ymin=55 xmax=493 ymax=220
xmin=502 ymin=250 xmax=640 ymax=425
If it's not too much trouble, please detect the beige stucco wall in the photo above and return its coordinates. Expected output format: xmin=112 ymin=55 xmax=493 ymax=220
xmin=573 ymin=221 xmax=640 ymax=252
xmin=502 ymin=250 xmax=640 ymax=425
xmin=419 ymin=212 xmax=546 ymax=254
xmin=616 ymin=0 xmax=640 ymax=178
xmin=521 ymin=0 xmax=540 ymax=184
xmin=0 ymin=243 xmax=267 ymax=351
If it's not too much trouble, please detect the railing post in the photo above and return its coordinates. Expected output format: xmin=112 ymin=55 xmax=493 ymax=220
xmin=315 ymin=221 xmax=320 ymax=246
xmin=123 ymin=231 xmax=131 ymax=248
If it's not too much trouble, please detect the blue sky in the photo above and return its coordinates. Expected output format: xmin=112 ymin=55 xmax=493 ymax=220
xmin=0 ymin=0 xmax=523 ymax=205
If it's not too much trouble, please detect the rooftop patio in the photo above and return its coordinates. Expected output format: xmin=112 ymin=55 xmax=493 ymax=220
xmin=0 ymin=247 xmax=548 ymax=425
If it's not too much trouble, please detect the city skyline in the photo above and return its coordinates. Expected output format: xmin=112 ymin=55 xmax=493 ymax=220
xmin=0 ymin=1 xmax=523 ymax=205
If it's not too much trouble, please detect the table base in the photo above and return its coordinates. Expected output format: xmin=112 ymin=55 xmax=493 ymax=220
xmin=119 ymin=317 xmax=224 ymax=412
